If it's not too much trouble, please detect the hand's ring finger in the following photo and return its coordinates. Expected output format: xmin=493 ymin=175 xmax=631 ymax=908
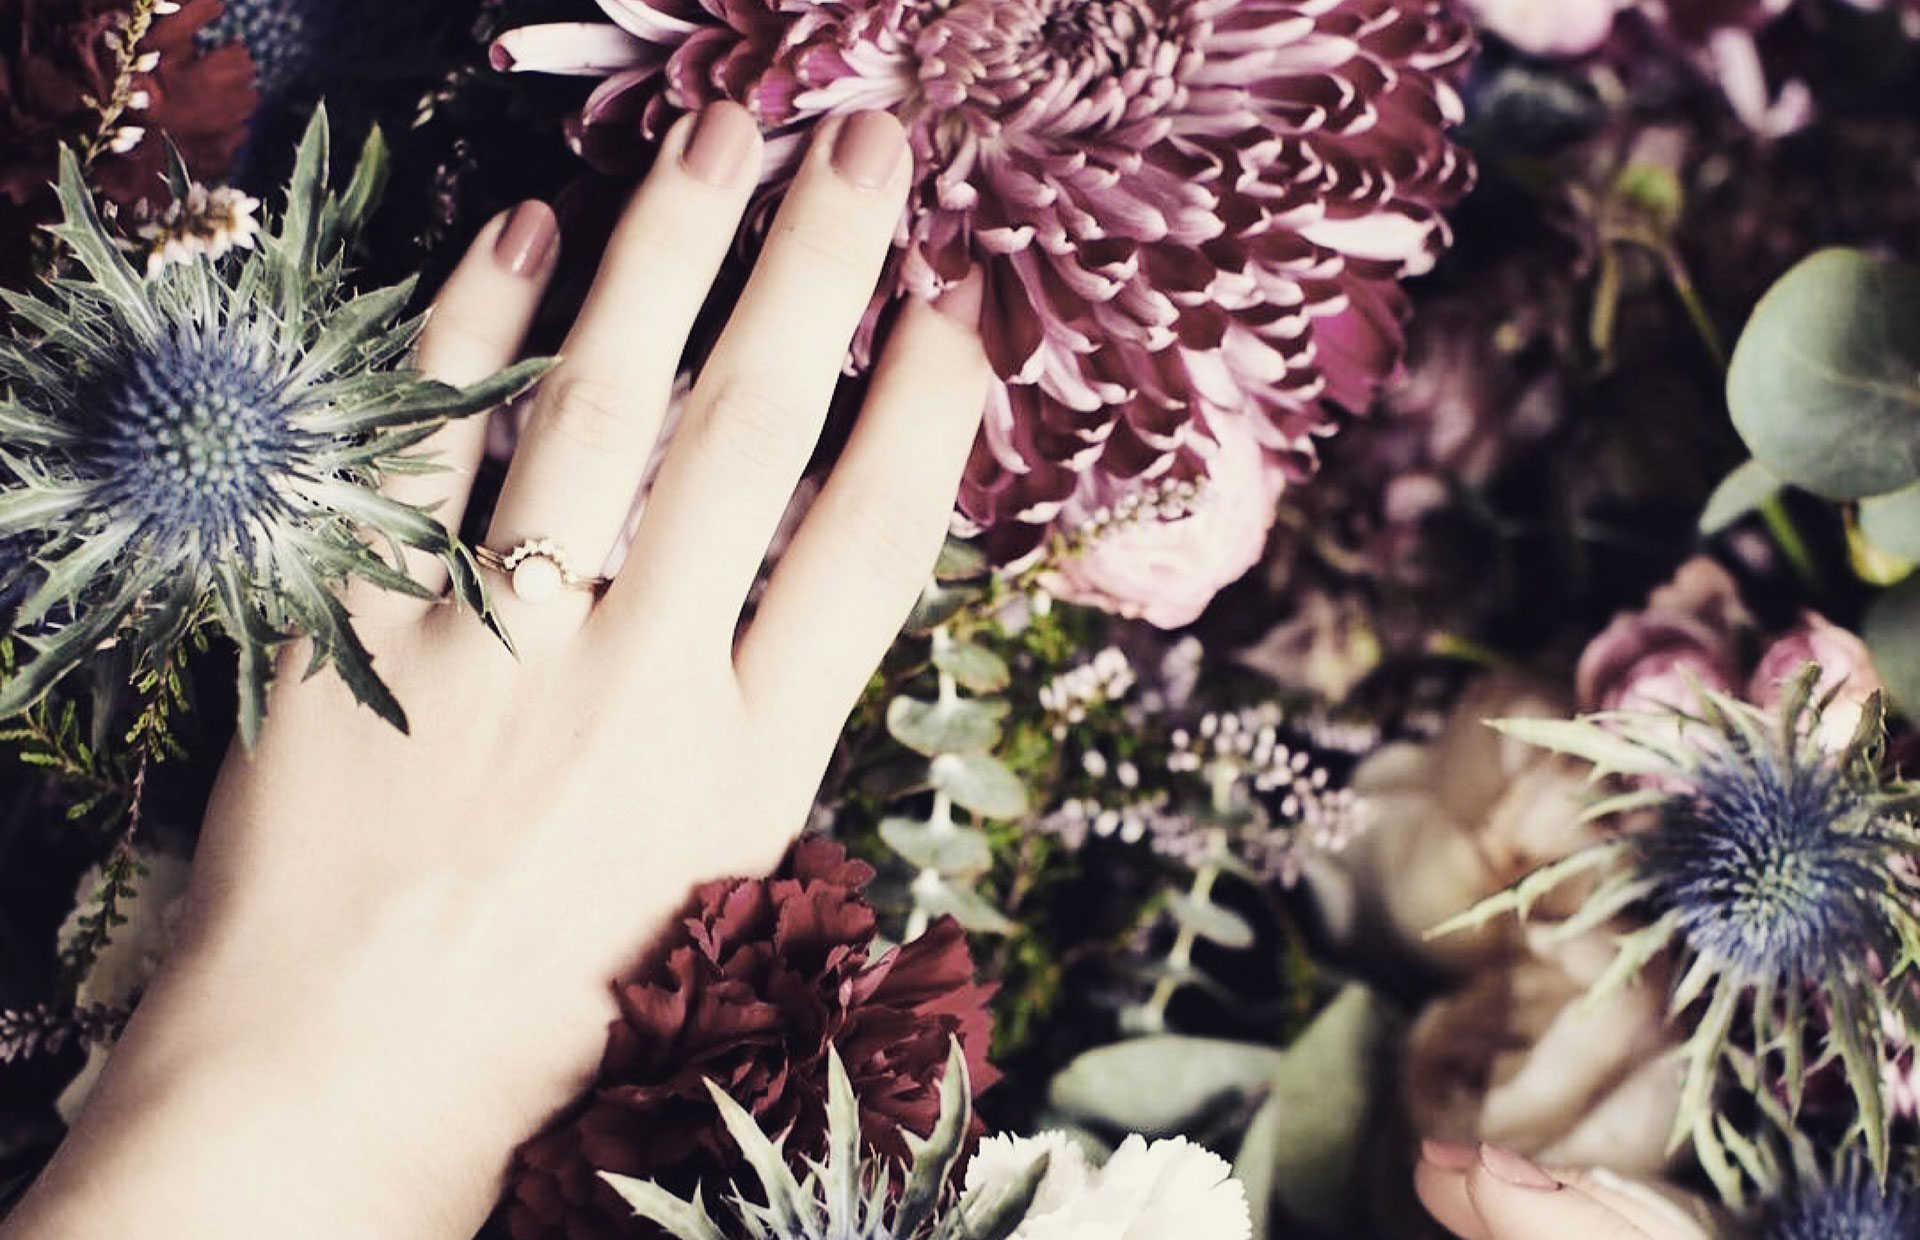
xmin=480 ymin=102 xmax=764 ymax=636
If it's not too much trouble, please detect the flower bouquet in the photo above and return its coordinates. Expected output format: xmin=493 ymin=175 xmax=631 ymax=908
xmin=4 ymin=0 xmax=1920 ymax=1237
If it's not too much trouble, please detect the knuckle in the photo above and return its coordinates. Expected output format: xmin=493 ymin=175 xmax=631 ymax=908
xmin=532 ymin=375 xmax=635 ymax=454
xmin=835 ymin=484 xmax=945 ymax=597
xmin=691 ymin=382 xmax=816 ymax=480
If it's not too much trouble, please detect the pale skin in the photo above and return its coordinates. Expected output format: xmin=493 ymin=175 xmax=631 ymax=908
xmin=0 ymin=101 xmax=1667 ymax=1240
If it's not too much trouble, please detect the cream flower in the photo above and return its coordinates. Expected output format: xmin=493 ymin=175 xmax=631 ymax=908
xmin=965 ymin=1132 xmax=1251 ymax=1240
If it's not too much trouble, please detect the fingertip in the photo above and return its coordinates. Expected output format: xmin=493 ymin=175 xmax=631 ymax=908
xmin=491 ymin=199 xmax=560 ymax=279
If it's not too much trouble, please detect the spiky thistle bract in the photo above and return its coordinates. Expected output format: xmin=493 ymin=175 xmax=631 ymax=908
xmin=0 ymin=108 xmax=550 ymax=745
xmin=1433 ymin=668 xmax=1920 ymax=1200
xmin=602 ymin=1041 xmax=1048 ymax=1240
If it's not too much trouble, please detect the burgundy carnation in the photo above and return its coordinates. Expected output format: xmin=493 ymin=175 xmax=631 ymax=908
xmin=0 ymin=0 xmax=254 ymax=287
xmin=495 ymin=0 xmax=1474 ymax=564
xmin=502 ymin=836 xmax=999 ymax=1240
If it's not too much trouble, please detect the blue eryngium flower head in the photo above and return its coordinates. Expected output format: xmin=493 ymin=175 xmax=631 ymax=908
xmin=0 ymin=109 xmax=550 ymax=744
xmin=1764 ymin=1159 xmax=1920 ymax=1240
xmin=1434 ymin=670 xmax=1920 ymax=1202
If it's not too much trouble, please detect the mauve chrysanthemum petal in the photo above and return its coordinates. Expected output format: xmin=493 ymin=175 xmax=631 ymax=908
xmin=495 ymin=0 xmax=1472 ymax=597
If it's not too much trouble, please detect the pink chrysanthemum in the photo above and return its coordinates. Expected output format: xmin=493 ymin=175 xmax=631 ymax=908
xmin=495 ymin=0 xmax=1474 ymax=562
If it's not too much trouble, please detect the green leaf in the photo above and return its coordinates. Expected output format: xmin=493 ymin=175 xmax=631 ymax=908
xmin=933 ymin=639 xmax=1011 ymax=693
xmin=1863 ymin=576 xmax=1920 ymax=714
xmin=879 ymin=816 xmax=994 ymax=874
xmin=929 ymin=751 xmax=1029 ymax=819
xmin=1727 ymin=248 xmax=1920 ymax=500
xmin=909 ymin=873 xmax=1016 ymax=934
xmin=328 ymin=125 xmax=390 ymax=254
xmin=887 ymin=694 xmax=1007 ymax=756
xmin=1487 ymin=716 xmax=1677 ymax=777
xmin=1047 ymin=1035 xmax=1290 ymax=1132
xmin=933 ymin=537 xmax=989 ymax=581
xmin=905 ymin=583 xmax=982 ymax=633
xmin=1698 ymin=458 xmax=1784 ymax=534
xmin=1859 ymin=483 xmax=1920 ymax=561
xmin=1166 ymin=893 xmax=1256 ymax=949
xmin=48 ymin=149 xmax=156 ymax=336
xmin=1233 ymin=985 xmax=1394 ymax=1235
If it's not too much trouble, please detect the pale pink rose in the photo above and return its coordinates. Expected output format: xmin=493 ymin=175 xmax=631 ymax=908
xmin=1575 ymin=557 xmax=1750 ymax=714
xmin=1748 ymin=611 xmax=1883 ymax=751
xmin=1044 ymin=417 xmax=1288 ymax=629
xmin=1461 ymin=0 xmax=1622 ymax=56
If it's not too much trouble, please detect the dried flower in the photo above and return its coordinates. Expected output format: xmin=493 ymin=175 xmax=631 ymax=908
xmin=503 ymin=837 xmax=999 ymax=1240
xmin=134 ymin=181 xmax=259 ymax=274
xmin=1441 ymin=673 xmax=1920 ymax=1194
xmin=493 ymin=0 xmax=1475 ymax=562
xmin=0 ymin=113 xmax=550 ymax=743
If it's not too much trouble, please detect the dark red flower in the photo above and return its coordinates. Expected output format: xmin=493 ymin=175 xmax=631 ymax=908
xmin=502 ymin=836 xmax=999 ymax=1240
xmin=0 ymin=0 xmax=254 ymax=287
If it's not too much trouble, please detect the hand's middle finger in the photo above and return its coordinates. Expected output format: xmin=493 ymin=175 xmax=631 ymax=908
xmin=601 ymin=111 xmax=913 ymax=639
xmin=482 ymin=103 xmax=765 ymax=622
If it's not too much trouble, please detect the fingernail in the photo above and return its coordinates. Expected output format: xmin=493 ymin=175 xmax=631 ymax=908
xmin=681 ymin=102 xmax=759 ymax=187
xmin=494 ymin=201 xmax=557 ymax=277
xmin=829 ymin=111 xmax=905 ymax=190
xmin=932 ymin=269 xmax=983 ymax=328
xmin=1419 ymin=1140 xmax=1478 ymax=1172
xmin=1479 ymin=1144 xmax=1561 ymax=1191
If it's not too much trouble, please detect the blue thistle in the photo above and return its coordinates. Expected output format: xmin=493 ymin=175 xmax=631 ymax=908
xmin=1764 ymin=1161 xmax=1920 ymax=1240
xmin=0 ymin=111 xmax=549 ymax=744
xmin=1435 ymin=671 xmax=1920 ymax=1201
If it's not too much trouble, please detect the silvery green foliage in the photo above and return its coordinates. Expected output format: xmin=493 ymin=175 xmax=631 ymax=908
xmin=1435 ymin=668 xmax=1920 ymax=1199
xmin=602 ymin=1041 xmax=1046 ymax=1240
xmin=0 ymin=108 xmax=550 ymax=745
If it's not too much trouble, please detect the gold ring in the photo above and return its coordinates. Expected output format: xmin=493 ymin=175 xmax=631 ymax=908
xmin=474 ymin=538 xmax=611 ymax=604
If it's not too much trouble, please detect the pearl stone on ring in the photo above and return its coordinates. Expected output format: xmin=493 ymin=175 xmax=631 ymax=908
xmin=473 ymin=538 xmax=612 ymax=604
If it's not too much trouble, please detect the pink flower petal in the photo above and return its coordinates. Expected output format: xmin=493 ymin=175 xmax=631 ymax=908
xmin=489 ymin=23 xmax=649 ymax=75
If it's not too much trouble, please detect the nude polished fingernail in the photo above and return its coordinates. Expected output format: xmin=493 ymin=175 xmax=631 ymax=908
xmin=494 ymin=200 xmax=557 ymax=277
xmin=681 ymin=102 xmax=759 ymax=187
xmin=829 ymin=111 xmax=905 ymax=190
xmin=1419 ymin=1139 xmax=1478 ymax=1172
xmin=1478 ymin=1143 xmax=1562 ymax=1191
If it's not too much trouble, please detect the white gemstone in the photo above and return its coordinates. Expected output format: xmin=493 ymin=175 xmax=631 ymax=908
xmin=511 ymin=555 xmax=564 ymax=603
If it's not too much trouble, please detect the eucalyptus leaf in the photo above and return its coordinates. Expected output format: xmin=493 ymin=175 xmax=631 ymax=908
xmin=1698 ymin=458 xmax=1782 ymax=534
xmin=906 ymin=582 xmax=983 ymax=633
xmin=929 ymin=751 xmax=1030 ymax=819
xmin=1859 ymin=483 xmax=1920 ymax=561
xmin=911 ymin=875 xmax=1017 ymax=934
xmin=1047 ymin=1035 xmax=1290 ymax=1132
xmin=1235 ymin=985 xmax=1394 ymax=1234
xmin=1166 ymin=893 xmax=1256 ymax=950
xmin=932 ymin=639 xmax=1011 ymax=694
xmin=879 ymin=816 xmax=994 ymax=875
xmin=886 ymin=695 xmax=1007 ymax=756
xmin=1726 ymin=248 xmax=1920 ymax=500
xmin=933 ymin=538 xmax=990 ymax=582
xmin=1864 ymin=576 xmax=1920 ymax=714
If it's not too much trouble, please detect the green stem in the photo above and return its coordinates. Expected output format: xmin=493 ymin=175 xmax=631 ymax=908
xmin=1759 ymin=493 xmax=1823 ymax=593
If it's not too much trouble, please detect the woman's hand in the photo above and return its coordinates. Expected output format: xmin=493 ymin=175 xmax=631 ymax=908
xmin=3 ymin=102 xmax=989 ymax=1240
xmin=1417 ymin=1142 xmax=1720 ymax=1240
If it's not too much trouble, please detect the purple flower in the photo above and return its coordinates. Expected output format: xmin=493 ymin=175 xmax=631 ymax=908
xmin=494 ymin=0 xmax=1475 ymax=563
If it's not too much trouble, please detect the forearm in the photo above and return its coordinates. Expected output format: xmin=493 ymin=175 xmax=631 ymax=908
xmin=2 ymin=979 xmax=507 ymax=1240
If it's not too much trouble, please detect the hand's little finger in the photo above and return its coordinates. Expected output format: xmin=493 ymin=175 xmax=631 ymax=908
xmin=733 ymin=271 xmax=989 ymax=748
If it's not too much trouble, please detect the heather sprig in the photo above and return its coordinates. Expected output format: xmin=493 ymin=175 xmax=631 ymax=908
xmin=0 ymin=107 xmax=551 ymax=745
xmin=1434 ymin=668 xmax=1920 ymax=1198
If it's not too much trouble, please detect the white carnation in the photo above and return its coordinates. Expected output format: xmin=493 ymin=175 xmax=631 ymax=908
xmin=967 ymin=1132 xmax=1250 ymax=1240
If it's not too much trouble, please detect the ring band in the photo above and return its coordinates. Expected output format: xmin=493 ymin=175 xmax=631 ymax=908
xmin=474 ymin=538 xmax=611 ymax=604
